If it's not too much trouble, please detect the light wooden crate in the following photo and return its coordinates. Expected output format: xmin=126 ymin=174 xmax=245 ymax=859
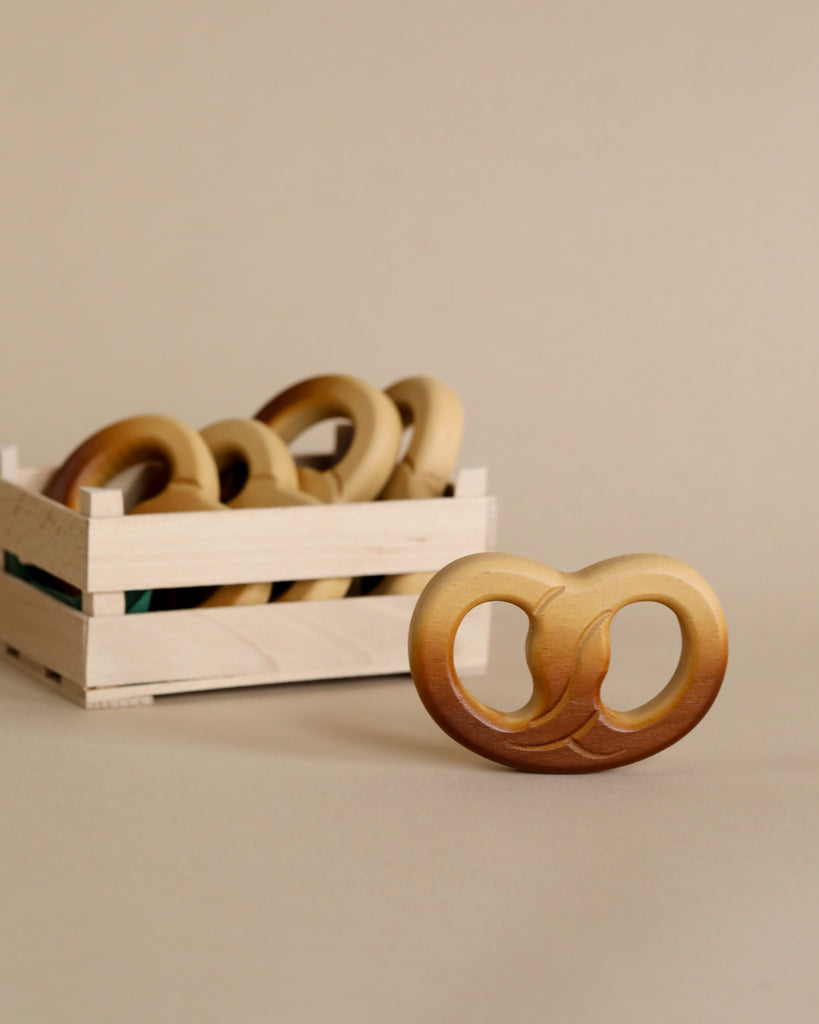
xmin=0 ymin=444 xmax=496 ymax=708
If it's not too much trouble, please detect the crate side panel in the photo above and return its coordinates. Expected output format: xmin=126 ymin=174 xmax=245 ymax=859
xmin=0 ymin=570 xmax=87 ymax=682
xmin=84 ymin=595 xmax=420 ymax=687
xmin=0 ymin=480 xmax=88 ymax=587
xmin=85 ymin=592 xmax=491 ymax=693
xmin=85 ymin=496 xmax=493 ymax=592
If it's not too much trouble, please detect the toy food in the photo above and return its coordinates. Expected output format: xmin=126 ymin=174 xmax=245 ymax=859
xmin=409 ymin=551 xmax=728 ymax=772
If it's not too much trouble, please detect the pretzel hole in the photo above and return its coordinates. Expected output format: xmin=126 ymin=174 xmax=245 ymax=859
xmin=107 ymin=461 xmax=171 ymax=512
xmin=601 ymin=601 xmax=682 ymax=713
xmin=397 ymin=424 xmax=413 ymax=461
xmin=456 ymin=601 xmax=534 ymax=713
xmin=218 ymin=459 xmax=250 ymax=503
xmin=290 ymin=418 xmax=353 ymax=468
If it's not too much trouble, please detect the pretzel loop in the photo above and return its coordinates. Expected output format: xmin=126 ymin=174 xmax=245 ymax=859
xmin=44 ymin=415 xmax=268 ymax=606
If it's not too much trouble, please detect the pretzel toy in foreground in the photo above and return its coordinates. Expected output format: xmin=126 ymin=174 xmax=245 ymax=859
xmin=45 ymin=415 xmax=270 ymax=607
xmin=409 ymin=552 xmax=728 ymax=773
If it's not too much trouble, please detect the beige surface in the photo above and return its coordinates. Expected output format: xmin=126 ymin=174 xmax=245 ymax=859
xmin=0 ymin=2 xmax=817 ymax=1022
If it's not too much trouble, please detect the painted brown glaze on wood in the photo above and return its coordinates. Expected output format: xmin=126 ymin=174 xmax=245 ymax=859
xmin=409 ymin=552 xmax=728 ymax=772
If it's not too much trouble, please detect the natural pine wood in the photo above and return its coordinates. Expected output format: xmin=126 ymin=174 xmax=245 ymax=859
xmin=0 ymin=569 xmax=88 ymax=683
xmin=84 ymin=594 xmax=491 ymax=690
xmin=409 ymin=551 xmax=728 ymax=772
xmin=79 ymin=488 xmax=127 ymax=616
xmin=0 ymin=481 xmax=88 ymax=588
xmin=81 ymin=494 xmax=492 ymax=592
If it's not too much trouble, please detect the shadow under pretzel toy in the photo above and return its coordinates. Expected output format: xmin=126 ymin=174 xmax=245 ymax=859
xmin=0 ymin=437 xmax=496 ymax=708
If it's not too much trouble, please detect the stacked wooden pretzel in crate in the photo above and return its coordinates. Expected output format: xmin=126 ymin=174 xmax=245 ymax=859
xmin=0 ymin=375 xmax=496 ymax=708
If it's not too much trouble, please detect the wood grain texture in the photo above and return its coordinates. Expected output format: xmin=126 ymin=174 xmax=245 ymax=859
xmin=43 ymin=414 xmax=222 ymax=511
xmin=83 ymin=496 xmax=494 ymax=592
xmin=0 ymin=478 xmax=89 ymax=588
xmin=409 ymin=552 xmax=729 ymax=773
xmin=0 ymin=569 xmax=88 ymax=683
xmin=84 ymin=594 xmax=490 ymax=688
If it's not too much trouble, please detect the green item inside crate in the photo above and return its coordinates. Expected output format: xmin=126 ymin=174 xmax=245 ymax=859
xmin=4 ymin=552 xmax=153 ymax=613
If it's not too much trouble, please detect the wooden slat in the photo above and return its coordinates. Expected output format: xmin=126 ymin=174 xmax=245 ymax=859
xmin=83 ymin=688 xmax=154 ymax=708
xmin=85 ymin=495 xmax=495 ymax=592
xmin=0 ymin=445 xmax=19 ymax=482
xmin=0 ymin=569 xmax=88 ymax=682
xmin=0 ymin=479 xmax=89 ymax=588
xmin=453 ymin=466 xmax=488 ymax=498
xmin=84 ymin=595 xmax=491 ymax=688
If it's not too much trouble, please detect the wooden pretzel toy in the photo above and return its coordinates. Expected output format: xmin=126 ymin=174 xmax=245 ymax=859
xmin=44 ymin=414 xmax=270 ymax=607
xmin=409 ymin=552 xmax=729 ymax=773
xmin=45 ymin=413 xmax=222 ymax=514
xmin=254 ymin=374 xmax=404 ymax=503
xmin=200 ymin=417 xmax=306 ymax=509
xmin=380 ymin=376 xmax=464 ymax=501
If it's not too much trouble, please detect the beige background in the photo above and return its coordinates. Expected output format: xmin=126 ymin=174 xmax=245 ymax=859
xmin=1 ymin=3 xmax=816 ymax=1022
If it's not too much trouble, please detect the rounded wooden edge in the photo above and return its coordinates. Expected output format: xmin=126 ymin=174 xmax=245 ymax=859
xmin=381 ymin=376 xmax=463 ymax=500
